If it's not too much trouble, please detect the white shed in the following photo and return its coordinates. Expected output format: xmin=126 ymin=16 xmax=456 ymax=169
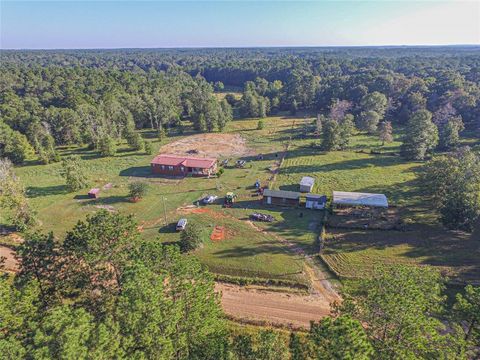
xmin=332 ymin=191 xmax=388 ymax=208
xmin=299 ymin=176 xmax=315 ymax=192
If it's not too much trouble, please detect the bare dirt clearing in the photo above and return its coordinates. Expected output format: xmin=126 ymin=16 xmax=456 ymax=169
xmin=159 ymin=133 xmax=253 ymax=158
xmin=0 ymin=245 xmax=19 ymax=272
xmin=216 ymin=283 xmax=332 ymax=329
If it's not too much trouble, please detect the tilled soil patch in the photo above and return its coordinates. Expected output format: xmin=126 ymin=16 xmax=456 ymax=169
xmin=159 ymin=133 xmax=254 ymax=158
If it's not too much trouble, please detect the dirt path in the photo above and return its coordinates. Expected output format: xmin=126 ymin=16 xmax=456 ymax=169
xmin=0 ymin=245 xmax=19 ymax=272
xmin=216 ymin=283 xmax=331 ymax=329
xmin=246 ymin=220 xmax=340 ymax=302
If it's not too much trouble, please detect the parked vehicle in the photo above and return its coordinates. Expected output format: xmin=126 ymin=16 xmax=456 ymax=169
xmin=176 ymin=218 xmax=188 ymax=231
xmin=202 ymin=195 xmax=218 ymax=204
xmin=236 ymin=160 xmax=246 ymax=168
xmin=249 ymin=213 xmax=275 ymax=222
xmin=224 ymin=192 xmax=237 ymax=208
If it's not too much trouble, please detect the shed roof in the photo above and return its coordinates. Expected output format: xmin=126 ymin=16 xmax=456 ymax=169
xmin=151 ymin=154 xmax=217 ymax=169
xmin=88 ymin=188 xmax=100 ymax=195
xmin=300 ymin=176 xmax=315 ymax=186
xmin=263 ymin=189 xmax=300 ymax=200
xmin=332 ymin=191 xmax=388 ymax=208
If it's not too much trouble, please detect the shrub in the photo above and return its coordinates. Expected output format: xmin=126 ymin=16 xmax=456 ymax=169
xmin=60 ymin=155 xmax=89 ymax=192
xmin=127 ymin=132 xmax=144 ymax=151
xmin=144 ymin=141 xmax=153 ymax=155
xmin=179 ymin=221 xmax=202 ymax=252
xmin=257 ymin=119 xmax=265 ymax=130
xmin=217 ymin=168 xmax=225 ymax=177
xmin=98 ymin=136 xmax=117 ymax=157
xmin=158 ymin=128 xmax=167 ymax=141
xmin=128 ymin=182 xmax=148 ymax=202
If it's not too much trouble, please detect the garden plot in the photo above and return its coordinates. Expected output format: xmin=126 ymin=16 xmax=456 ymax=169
xmin=159 ymin=133 xmax=254 ymax=158
xmin=327 ymin=207 xmax=404 ymax=230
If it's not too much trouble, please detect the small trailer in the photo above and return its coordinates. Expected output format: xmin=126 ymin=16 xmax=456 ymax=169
xmin=88 ymin=188 xmax=100 ymax=199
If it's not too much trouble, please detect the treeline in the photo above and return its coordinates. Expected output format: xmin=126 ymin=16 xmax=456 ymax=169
xmin=0 ymin=66 xmax=232 ymax=164
xmin=2 ymin=47 xmax=478 ymax=125
xmin=1 ymin=210 xmax=479 ymax=359
xmin=1 ymin=47 xmax=479 ymax=165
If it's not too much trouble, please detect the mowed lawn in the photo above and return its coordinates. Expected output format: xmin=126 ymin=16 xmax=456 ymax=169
xmin=156 ymin=205 xmax=307 ymax=283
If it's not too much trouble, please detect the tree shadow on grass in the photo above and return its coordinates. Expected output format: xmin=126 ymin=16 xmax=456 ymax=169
xmin=158 ymin=222 xmax=177 ymax=234
xmin=280 ymin=154 xmax=416 ymax=175
xmin=278 ymin=184 xmax=300 ymax=192
xmin=73 ymin=194 xmax=90 ymax=200
xmin=26 ymin=185 xmax=69 ymax=198
xmin=212 ymin=240 xmax=305 ymax=259
xmin=79 ymin=195 xmax=128 ymax=206
xmin=119 ymin=166 xmax=152 ymax=178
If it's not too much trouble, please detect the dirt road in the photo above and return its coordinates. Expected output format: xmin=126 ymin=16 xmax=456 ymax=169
xmin=217 ymin=283 xmax=331 ymax=329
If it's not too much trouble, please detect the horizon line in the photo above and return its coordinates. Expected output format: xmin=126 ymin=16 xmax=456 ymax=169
xmin=2 ymin=43 xmax=480 ymax=51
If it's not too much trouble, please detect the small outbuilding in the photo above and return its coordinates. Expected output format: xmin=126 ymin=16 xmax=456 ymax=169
xmin=332 ymin=191 xmax=388 ymax=209
xmin=263 ymin=189 xmax=300 ymax=207
xmin=299 ymin=176 xmax=315 ymax=193
xmin=88 ymin=188 xmax=100 ymax=199
xmin=305 ymin=194 xmax=327 ymax=210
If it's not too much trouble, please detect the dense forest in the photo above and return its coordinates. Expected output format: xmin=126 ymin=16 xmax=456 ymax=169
xmin=2 ymin=210 xmax=479 ymax=359
xmin=1 ymin=47 xmax=479 ymax=165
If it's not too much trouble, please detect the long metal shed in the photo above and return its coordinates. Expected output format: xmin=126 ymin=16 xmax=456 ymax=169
xmin=332 ymin=191 xmax=388 ymax=208
xmin=263 ymin=189 xmax=300 ymax=206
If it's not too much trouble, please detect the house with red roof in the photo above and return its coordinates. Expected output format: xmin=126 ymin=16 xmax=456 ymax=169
xmin=150 ymin=154 xmax=218 ymax=177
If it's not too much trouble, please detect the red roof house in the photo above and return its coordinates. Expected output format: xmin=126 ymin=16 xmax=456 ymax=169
xmin=151 ymin=154 xmax=218 ymax=177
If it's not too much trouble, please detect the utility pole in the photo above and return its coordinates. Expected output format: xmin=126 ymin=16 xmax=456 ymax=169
xmin=163 ymin=196 xmax=167 ymax=224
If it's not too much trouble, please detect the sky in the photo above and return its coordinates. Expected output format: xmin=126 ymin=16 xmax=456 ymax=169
xmin=1 ymin=1 xmax=479 ymax=49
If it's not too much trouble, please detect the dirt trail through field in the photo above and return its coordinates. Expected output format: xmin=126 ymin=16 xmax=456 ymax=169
xmin=216 ymin=283 xmax=331 ymax=329
xmin=246 ymin=220 xmax=340 ymax=303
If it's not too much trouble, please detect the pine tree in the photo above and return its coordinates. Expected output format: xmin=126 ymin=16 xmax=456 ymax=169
xmin=401 ymin=109 xmax=438 ymax=160
xmin=0 ymin=158 xmax=38 ymax=231
xmin=144 ymin=141 xmax=153 ymax=155
xmin=126 ymin=132 xmax=144 ymax=151
xmin=60 ymin=155 xmax=89 ymax=192
xmin=358 ymin=110 xmax=381 ymax=134
xmin=98 ymin=136 xmax=117 ymax=157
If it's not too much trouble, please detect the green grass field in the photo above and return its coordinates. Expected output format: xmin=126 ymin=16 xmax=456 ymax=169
xmin=3 ymin=115 xmax=479 ymax=284
xmin=321 ymin=226 xmax=480 ymax=283
xmin=272 ymin=123 xmax=480 ymax=284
